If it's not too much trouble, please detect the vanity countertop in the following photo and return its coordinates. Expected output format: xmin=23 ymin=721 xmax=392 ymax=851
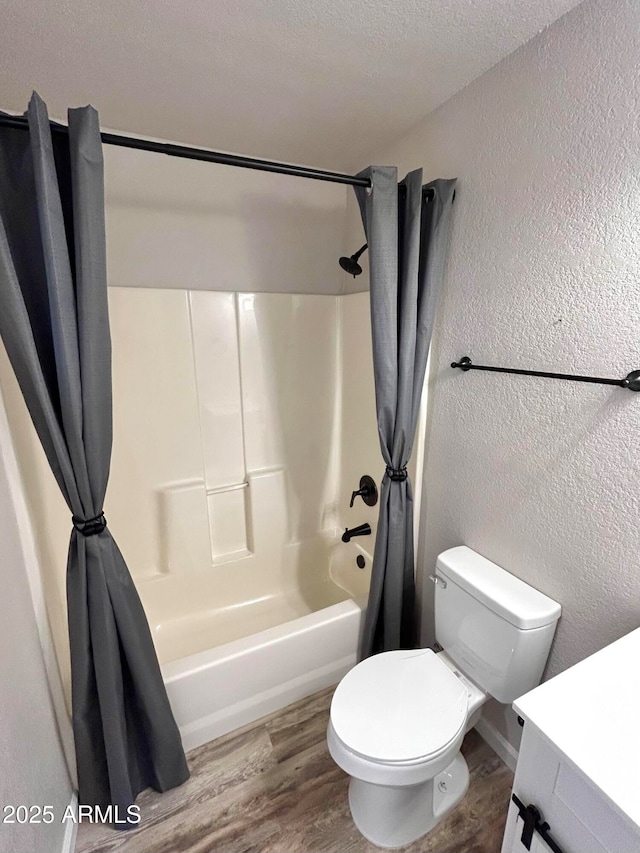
xmin=514 ymin=625 xmax=640 ymax=831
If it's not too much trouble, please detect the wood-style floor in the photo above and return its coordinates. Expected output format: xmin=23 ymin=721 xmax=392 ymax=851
xmin=75 ymin=687 xmax=513 ymax=853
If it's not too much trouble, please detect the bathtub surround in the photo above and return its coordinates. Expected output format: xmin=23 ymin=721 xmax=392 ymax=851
xmin=0 ymin=283 xmax=384 ymax=745
xmin=106 ymin=289 xmax=371 ymax=750
xmin=0 ymin=95 xmax=188 ymax=815
xmin=357 ymin=0 xmax=640 ymax=752
xmin=0 ymin=280 xmax=383 ymax=748
xmin=354 ymin=168 xmax=456 ymax=656
xmin=106 ymin=289 xmax=345 ymax=583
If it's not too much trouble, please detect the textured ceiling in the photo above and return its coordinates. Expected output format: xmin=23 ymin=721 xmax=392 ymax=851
xmin=2 ymin=0 xmax=583 ymax=171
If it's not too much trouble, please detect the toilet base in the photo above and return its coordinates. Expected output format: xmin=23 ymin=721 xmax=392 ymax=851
xmin=347 ymin=753 xmax=470 ymax=849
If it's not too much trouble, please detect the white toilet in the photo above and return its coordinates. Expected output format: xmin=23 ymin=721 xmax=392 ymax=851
xmin=327 ymin=546 xmax=561 ymax=848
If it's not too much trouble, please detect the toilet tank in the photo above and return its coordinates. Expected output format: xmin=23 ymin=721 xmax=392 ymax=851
xmin=433 ymin=546 xmax=561 ymax=703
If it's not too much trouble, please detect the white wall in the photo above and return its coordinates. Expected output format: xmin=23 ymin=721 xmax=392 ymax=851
xmin=104 ymin=145 xmax=348 ymax=295
xmin=0 ymin=394 xmax=73 ymax=853
xmin=369 ymin=0 xmax=640 ymax=745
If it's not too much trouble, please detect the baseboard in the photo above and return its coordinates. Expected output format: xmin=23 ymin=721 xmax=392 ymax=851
xmin=475 ymin=717 xmax=519 ymax=773
xmin=61 ymin=791 xmax=78 ymax=853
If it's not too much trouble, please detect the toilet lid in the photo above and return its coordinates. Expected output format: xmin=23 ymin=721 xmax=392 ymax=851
xmin=330 ymin=649 xmax=468 ymax=763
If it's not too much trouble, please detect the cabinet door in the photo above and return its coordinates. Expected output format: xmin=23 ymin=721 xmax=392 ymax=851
xmin=503 ymin=722 xmax=638 ymax=853
xmin=504 ymin=833 xmax=561 ymax=853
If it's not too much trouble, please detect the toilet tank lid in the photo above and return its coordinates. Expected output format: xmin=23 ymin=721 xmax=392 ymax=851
xmin=436 ymin=546 xmax=561 ymax=630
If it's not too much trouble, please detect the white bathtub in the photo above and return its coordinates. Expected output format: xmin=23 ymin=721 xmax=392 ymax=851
xmin=145 ymin=536 xmax=371 ymax=751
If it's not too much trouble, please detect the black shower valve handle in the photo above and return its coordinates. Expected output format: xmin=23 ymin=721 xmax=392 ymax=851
xmin=349 ymin=475 xmax=378 ymax=508
xmin=349 ymin=488 xmax=364 ymax=508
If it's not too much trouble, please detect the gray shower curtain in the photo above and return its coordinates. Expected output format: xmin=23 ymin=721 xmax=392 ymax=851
xmin=0 ymin=93 xmax=188 ymax=818
xmin=355 ymin=166 xmax=456 ymax=658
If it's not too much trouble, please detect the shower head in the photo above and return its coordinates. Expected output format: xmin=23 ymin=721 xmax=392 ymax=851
xmin=339 ymin=243 xmax=368 ymax=277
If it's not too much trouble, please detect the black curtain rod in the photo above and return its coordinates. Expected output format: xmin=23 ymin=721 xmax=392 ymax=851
xmin=0 ymin=113 xmax=441 ymax=195
xmin=451 ymin=356 xmax=640 ymax=391
xmin=0 ymin=112 xmax=370 ymax=188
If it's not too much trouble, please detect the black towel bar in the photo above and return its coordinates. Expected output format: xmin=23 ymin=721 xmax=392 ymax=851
xmin=451 ymin=356 xmax=640 ymax=391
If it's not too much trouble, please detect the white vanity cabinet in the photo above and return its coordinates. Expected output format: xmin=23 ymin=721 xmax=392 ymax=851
xmin=501 ymin=627 xmax=640 ymax=853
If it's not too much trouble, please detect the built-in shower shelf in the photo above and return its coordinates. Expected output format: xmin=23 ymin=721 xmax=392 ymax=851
xmin=206 ymin=481 xmax=249 ymax=496
xmin=211 ymin=548 xmax=252 ymax=566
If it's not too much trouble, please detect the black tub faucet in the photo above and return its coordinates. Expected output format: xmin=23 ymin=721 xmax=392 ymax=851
xmin=342 ymin=523 xmax=372 ymax=543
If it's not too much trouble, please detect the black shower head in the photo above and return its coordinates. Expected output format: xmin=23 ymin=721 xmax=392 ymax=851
xmin=339 ymin=243 xmax=368 ymax=277
xmin=339 ymin=255 xmax=363 ymax=277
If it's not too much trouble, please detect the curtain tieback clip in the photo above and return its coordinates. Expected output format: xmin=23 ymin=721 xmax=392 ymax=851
xmin=72 ymin=512 xmax=107 ymax=536
xmin=386 ymin=466 xmax=408 ymax=482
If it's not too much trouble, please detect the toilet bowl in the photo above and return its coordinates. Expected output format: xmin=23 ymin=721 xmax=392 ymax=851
xmin=327 ymin=546 xmax=562 ymax=848
xmin=327 ymin=648 xmax=486 ymax=848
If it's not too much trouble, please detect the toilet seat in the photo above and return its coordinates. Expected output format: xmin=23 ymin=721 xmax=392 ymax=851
xmin=329 ymin=719 xmax=464 ymax=766
xmin=330 ymin=649 xmax=468 ymax=764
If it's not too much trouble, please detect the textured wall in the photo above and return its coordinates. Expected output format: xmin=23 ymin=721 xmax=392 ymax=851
xmin=373 ymin=0 xmax=640 ymax=688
